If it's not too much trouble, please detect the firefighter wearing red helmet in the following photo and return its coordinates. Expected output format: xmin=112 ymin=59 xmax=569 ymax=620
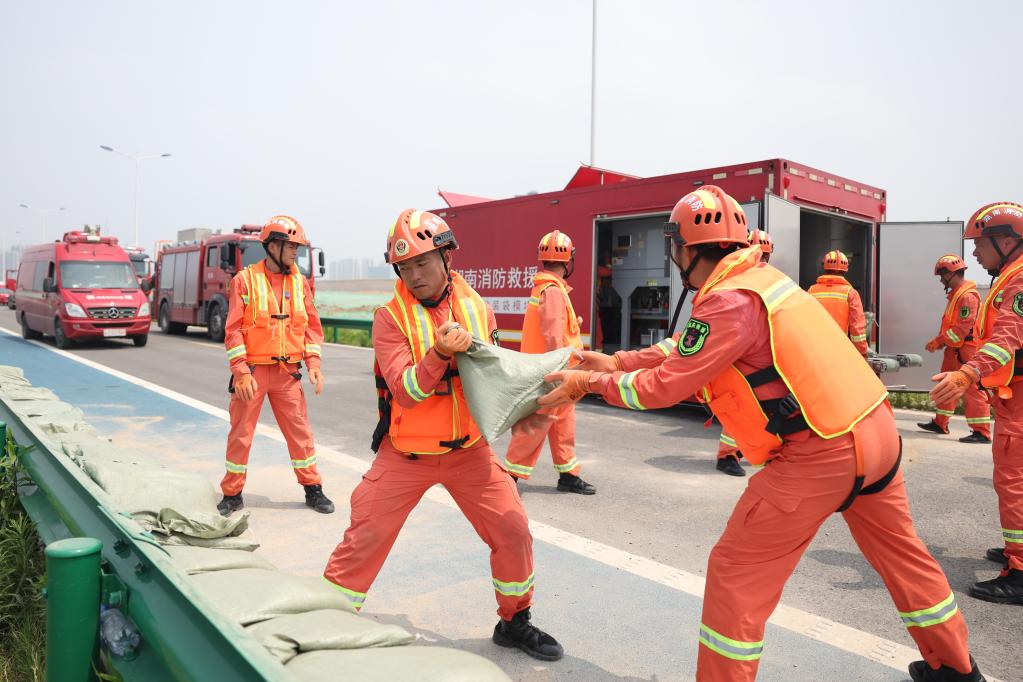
xmin=808 ymin=250 xmax=869 ymax=356
xmin=218 ymin=215 xmax=334 ymax=516
xmin=917 ymin=255 xmax=991 ymax=443
xmin=323 ymin=209 xmax=563 ymax=662
xmin=502 ymin=230 xmax=596 ymax=495
xmin=931 ymin=201 xmax=1023 ymax=606
xmin=540 ymin=186 xmax=985 ymax=681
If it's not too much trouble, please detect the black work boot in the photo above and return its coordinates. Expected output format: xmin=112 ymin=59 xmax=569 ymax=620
xmin=217 ymin=494 xmax=244 ymax=517
xmin=304 ymin=484 xmax=335 ymax=514
xmin=985 ymin=547 xmax=1008 ymax=567
xmin=959 ymin=431 xmax=992 ymax=444
xmin=716 ymin=454 xmax=745 ymax=477
xmin=917 ymin=420 xmax=950 ymax=435
xmin=492 ymin=608 xmax=563 ymax=661
xmin=969 ymin=568 xmax=1023 ymax=604
xmin=908 ymin=656 xmax=985 ymax=681
xmin=557 ymin=472 xmax=596 ymax=495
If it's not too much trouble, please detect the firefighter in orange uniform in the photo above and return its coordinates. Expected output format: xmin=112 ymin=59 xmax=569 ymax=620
xmin=808 ymin=250 xmax=869 ymax=356
xmin=323 ymin=209 xmax=563 ymax=661
xmin=540 ymin=186 xmax=985 ymax=682
xmin=931 ymin=202 xmax=1023 ymax=606
xmin=918 ymin=255 xmax=991 ymax=443
xmin=715 ymin=229 xmax=773 ymax=477
xmin=503 ymin=230 xmax=596 ymax=494
xmin=218 ymin=216 xmax=334 ymax=516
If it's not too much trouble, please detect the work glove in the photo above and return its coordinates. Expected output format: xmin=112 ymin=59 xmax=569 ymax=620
xmin=309 ymin=368 xmax=324 ymax=395
xmin=571 ymin=350 xmax=620 ymax=373
xmin=929 ymin=370 xmax=972 ymax=405
xmin=924 ymin=337 xmax=942 ymax=353
xmin=538 ymin=370 xmax=594 ymax=407
xmin=435 ymin=322 xmax=472 ymax=357
xmin=235 ymin=373 xmax=258 ymax=401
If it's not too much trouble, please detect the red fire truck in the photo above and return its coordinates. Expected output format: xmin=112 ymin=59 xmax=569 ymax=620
xmin=150 ymin=225 xmax=325 ymax=342
xmin=434 ymin=158 xmax=963 ymax=390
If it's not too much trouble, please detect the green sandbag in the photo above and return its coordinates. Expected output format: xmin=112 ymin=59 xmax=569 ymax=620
xmin=246 ymin=609 xmax=414 ymax=663
xmin=284 ymin=647 xmax=511 ymax=682
xmin=455 ymin=339 xmax=571 ymax=443
xmin=0 ymin=366 xmax=30 ymax=387
xmin=165 ymin=546 xmax=274 ymax=574
xmin=191 ymin=569 xmax=356 ymax=625
xmin=160 ymin=530 xmax=260 ymax=551
xmin=1 ymin=386 xmax=60 ymax=401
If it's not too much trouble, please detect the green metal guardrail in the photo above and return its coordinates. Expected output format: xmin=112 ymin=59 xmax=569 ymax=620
xmin=319 ymin=316 xmax=372 ymax=344
xmin=0 ymin=410 xmax=292 ymax=682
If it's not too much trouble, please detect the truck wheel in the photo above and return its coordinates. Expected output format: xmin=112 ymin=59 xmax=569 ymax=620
xmin=159 ymin=302 xmax=186 ymax=334
xmin=132 ymin=334 xmax=149 ymax=347
xmin=54 ymin=319 xmax=72 ymax=349
xmin=20 ymin=313 xmax=40 ymax=340
xmin=207 ymin=303 xmax=226 ymax=342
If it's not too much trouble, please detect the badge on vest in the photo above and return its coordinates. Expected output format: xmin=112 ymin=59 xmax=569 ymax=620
xmin=678 ymin=319 xmax=710 ymax=356
xmin=1013 ymin=292 xmax=1023 ymax=317
xmin=960 ymin=305 xmax=970 ymax=318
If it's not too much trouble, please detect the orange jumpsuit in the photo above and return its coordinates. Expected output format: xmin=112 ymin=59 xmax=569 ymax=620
xmin=221 ymin=267 xmax=323 ymax=496
xmin=504 ymin=273 xmax=581 ymax=479
xmin=930 ymin=282 xmax=991 ymax=437
xmin=323 ymin=297 xmax=535 ymax=620
xmin=962 ymin=273 xmax=1023 ymax=572
xmin=592 ymin=285 xmax=971 ymax=680
xmin=808 ymin=274 xmax=868 ymax=356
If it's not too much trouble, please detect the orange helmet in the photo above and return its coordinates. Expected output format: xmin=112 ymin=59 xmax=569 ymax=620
xmin=963 ymin=202 xmax=1023 ymax=240
xmin=822 ymin=250 xmax=849 ymax=273
xmin=748 ymin=229 xmax=773 ymax=254
xmin=537 ymin=230 xmax=575 ymax=263
xmin=385 ymin=209 xmax=458 ymax=264
xmin=665 ymin=185 xmax=749 ymax=247
xmin=260 ymin=215 xmax=307 ymax=245
xmin=933 ymin=254 xmax=967 ymax=276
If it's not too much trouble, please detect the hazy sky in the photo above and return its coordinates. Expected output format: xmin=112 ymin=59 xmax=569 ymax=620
xmin=2 ymin=0 xmax=1020 ymax=264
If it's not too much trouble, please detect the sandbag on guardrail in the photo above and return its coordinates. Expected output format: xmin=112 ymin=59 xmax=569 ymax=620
xmin=285 ymin=647 xmax=510 ymax=682
xmin=165 ymin=545 xmax=276 ymax=574
xmin=246 ymin=609 xmax=414 ymax=662
xmin=455 ymin=339 xmax=571 ymax=443
xmin=191 ymin=569 xmax=356 ymax=624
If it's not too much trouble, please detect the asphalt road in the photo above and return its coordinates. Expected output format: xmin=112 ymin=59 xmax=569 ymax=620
xmin=1 ymin=308 xmax=1016 ymax=681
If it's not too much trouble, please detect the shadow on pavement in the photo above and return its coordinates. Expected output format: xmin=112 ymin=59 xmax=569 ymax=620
xmin=643 ymin=454 xmax=739 ymax=476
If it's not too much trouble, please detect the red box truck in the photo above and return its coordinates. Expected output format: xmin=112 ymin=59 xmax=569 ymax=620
xmin=16 ymin=226 xmax=152 ymax=348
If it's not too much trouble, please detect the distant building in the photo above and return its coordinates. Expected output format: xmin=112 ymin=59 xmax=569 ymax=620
xmin=325 ymin=257 xmax=394 ymax=280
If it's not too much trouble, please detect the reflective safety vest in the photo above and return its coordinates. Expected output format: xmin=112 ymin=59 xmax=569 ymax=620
xmin=520 ymin=272 xmax=583 ymax=354
xmin=232 ymin=261 xmax=309 ymax=365
xmin=939 ymin=280 xmax=978 ymax=349
xmin=376 ymin=272 xmax=490 ymax=455
xmin=973 ymin=254 xmax=1023 ymax=395
xmin=693 ymin=248 xmax=888 ymax=465
xmin=808 ymin=275 xmax=853 ymax=331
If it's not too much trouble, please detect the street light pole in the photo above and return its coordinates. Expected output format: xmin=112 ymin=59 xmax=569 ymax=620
xmin=19 ymin=204 xmax=66 ymax=243
xmin=99 ymin=146 xmax=172 ymax=248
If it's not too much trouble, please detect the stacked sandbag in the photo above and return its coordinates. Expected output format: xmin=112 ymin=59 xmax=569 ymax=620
xmin=0 ymin=365 xmax=511 ymax=682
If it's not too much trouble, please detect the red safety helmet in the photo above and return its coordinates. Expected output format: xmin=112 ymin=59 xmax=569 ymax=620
xmin=933 ymin=254 xmax=967 ymax=276
xmin=822 ymin=250 xmax=849 ymax=273
xmin=385 ymin=209 xmax=458 ymax=264
xmin=748 ymin=229 xmax=773 ymax=254
xmin=664 ymin=185 xmax=749 ymax=247
xmin=963 ymin=202 xmax=1023 ymax=241
xmin=537 ymin=230 xmax=575 ymax=263
xmin=260 ymin=215 xmax=308 ymax=245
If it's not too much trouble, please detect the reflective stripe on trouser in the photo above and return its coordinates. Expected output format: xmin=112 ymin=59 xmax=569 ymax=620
xmin=993 ymin=431 xmax=1023 ymax=571
xmin=717 ymin=432 xmax=738 ymax=459
xmin=221 ymin=363 xmax=321 ymax=496
xmin=323 ymin=438 xmax=534 ymax=620
xmin=697 ymin=406 xmax=972 ymax=682
xmin=933 ymin=347 xmax=991 ymax=437
xmin=503 ymin=404 xmax=580 ymax=479
xmin=322 ymin=579 xmax=366 ymax=610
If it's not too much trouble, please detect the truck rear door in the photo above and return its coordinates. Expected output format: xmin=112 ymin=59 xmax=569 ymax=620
xmin=877 ymin=221 xmax=964 ymax=390
xmin=764 ymin=193 xmax=801 ymax=282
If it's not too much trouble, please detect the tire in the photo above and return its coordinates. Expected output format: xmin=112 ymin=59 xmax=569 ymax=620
xmin=20 ymin=313 xmax=40 ymax=340
xmin=207 ymin=303 xmax=225 ymax=342
xmin=159 ymin=301 xmax=186 ymax=334
xmin=53 ymin=318 xmax=72 ymax=349
xmin=132 ymin=334 xmax=149 ymax=347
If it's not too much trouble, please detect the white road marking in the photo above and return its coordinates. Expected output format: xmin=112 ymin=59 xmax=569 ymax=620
xmin=0 ymin=326 xmax=976 ymax=679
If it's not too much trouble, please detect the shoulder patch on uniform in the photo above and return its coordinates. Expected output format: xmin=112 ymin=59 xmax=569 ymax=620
xmin=490 ymin=329 xmax=500 ymax=345
xmin=678 ymin=318 xmax=710 ymax=356
xmin=960 ymin=305 xmax=970 ymax=318
xmin=1013 ymin=292 xmax=1023 ymax=317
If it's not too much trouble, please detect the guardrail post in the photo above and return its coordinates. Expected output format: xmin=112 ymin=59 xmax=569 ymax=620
xmin=46 ymin=537 xmax=103 ymax=682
